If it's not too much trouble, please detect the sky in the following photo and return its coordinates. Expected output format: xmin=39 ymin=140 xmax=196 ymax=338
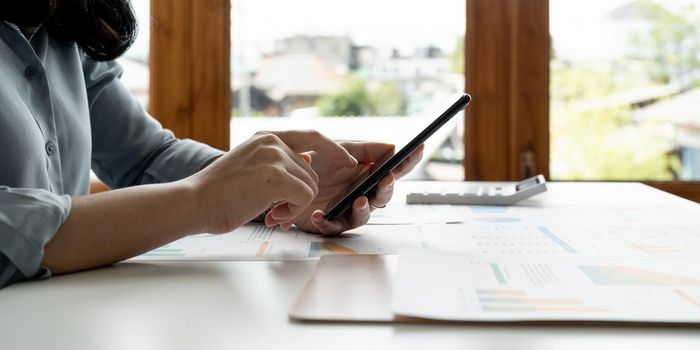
xmin=126 ymin=0 xmax=466 ymax=62
xmin=551 ymin=0 xmax=700 ymax=60
xmin=232 ymin=0 xmax=465 ymax=54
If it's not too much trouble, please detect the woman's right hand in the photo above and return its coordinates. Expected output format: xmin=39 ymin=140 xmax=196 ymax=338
xmin=183 ymin=130 xmax=357 ymax=234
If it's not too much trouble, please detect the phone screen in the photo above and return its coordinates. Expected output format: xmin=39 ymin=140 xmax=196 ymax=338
xmin=324 ymin=92 xmax=471 ymax=221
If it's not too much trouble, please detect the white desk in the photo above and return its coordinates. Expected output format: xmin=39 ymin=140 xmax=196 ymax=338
xmin=1 ymin=182 xmax=700 ymax=350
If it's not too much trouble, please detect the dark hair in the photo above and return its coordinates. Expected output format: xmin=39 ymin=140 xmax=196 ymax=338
xmin=0 ymin=0 xmax=138 ymax=61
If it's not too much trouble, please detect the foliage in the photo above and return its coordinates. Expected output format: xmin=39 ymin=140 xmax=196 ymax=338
xmin=317 ymin=76 xmax=405 ymax=116
xmin=450 ymin=36 xmax=464 ymax=74
xmin=317 ymin=77 xmax=371 ymax=116
xmin=628 ymin=1 xmax=700 ymax=85
xmin=368 ymin=83 xmax=404 ymax=116
xmin=551 ymin=64 xmax=679 ymax=180
xmin=549 ymin=0 xmax=700 ymax=180
xmin=551 ymin=64 xmax=618 ymax=103
xmin=551 ymin=104 xmax=678 ymax=180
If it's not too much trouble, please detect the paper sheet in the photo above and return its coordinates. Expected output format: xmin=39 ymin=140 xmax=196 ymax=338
xmin=393 ymin=247 xmax=700 ymax=323
xmin=429 ymin=224 xmax=700 ymax=258
xmin=132 ymin=222 xmax=700 ymax=262
xmin=133 ymin=182 xmax=700 ymax=262
xmin=454 ymin=203 xmax=700 ymax=227
xmin=131 ymin=223 xmax=436 ymax=261
xmin=368 ymin=204 xmax=462 ymax=225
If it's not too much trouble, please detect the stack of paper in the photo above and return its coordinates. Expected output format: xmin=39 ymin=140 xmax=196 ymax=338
xmin=393 ymin=247 xmax=700 ymax=324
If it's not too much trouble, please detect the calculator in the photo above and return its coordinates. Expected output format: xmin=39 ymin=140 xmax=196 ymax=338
xmin=406 ymin=175 xmax=547 ymax=205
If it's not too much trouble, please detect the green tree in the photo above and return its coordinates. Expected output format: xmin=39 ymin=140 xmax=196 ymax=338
xmin=550 ymin=65 xmax=679 ymax=180
xmin=450 ymin=36 xmax=464 ymax=74
xmin=317 ymin=77 xmax=373 ymax=116
xmin=317 ymin=77 xmax=405 ymax=116
xmin=629 ymin=1 xmax=700 ymax=85
xmin=368 ymin=83 xmax=404 ymax=116
xmin=552 ymin=104 xmax=678 ymax=180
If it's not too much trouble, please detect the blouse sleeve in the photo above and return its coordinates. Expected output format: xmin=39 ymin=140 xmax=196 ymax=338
xmin=82 ymin=57 xmax=224 ymax=188
xmin=0 ymin=186 xmax=71 ymax=288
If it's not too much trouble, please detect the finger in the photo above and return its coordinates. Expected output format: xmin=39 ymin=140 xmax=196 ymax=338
xmin=268 ymin=172 xmax=316 ymax=221
xmin=392 ymin=143 xmax=424 ymax=179
xmin=277 ymin=154 xmax=319 ymax=198
xmin=264 ymin=208 xmax=299 ymax=228
xmin=264 ymin=211 xmax=276 ymax=227
xmin=349 ymin=196 xmax=372 ymax=228
xmin=299 ymin=152 xmax=312 ymax=165
xmin=310 ymin=210 xmax=347 ymax=236
xmin=265 ymin=209 xmax=292 ymax=227
xmin=369 ymin=172 xmax=394 ymax=209
xmin=267 ymin=130 xmax=357 ymax=167
xmin=265 ymin=215 xmax=296 ymax=231
xmin=341 ymin=141 xmax=395 ymax=164
xmin=275 ymin=142 xmax=320 ymax=185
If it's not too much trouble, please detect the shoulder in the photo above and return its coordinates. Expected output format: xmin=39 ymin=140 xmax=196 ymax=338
xmin=80 ymin=52 xmax=124 ymax=90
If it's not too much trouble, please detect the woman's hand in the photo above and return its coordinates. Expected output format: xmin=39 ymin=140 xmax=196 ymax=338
xmin=184 ymin=130 xmax=357 ymax=234
xmin=265 ymin=141 xmax=425 ymax=235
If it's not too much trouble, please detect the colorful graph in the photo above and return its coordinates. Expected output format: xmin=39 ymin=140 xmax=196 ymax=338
xmin=469 ymin=226 xmax=568 ymax=256
xmin=255 ymin=241 xmax=270 ymax=258
xmin=142 ymin=245 xmax=186 ymax=257
xmin=629 ymin=243 xmax=686 ymax=255
xmin=249 ymin=226 xmax=275 ymax=240
xmin=476 ymin=289 xmax=611 ymax=313
xmin=490 ymin=263 xmax=507 ymax=285
xmin=308 ymin=242 xmax=357 ymax=257
xmin=537 ymin=226 xmax=578 ymax=254
xmin=675 ymin=289 xmax=700 ymax=310
xmin=579 ymin=265 xmax=700 ymax=286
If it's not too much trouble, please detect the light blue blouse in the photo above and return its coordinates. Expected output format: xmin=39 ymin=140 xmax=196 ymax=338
xmin=0 ymin=22 xmax=223 ymax=288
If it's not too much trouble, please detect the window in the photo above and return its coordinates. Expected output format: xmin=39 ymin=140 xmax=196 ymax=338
xmin=231 ymin=0 xmax=466 ymax=180
xmin=465 ymin=0 xmax=699 ymax=201
xmin=550 ymin=0 xmax=700 ymax=181
xmin=144 ymin=0 xmax=699 ymax=200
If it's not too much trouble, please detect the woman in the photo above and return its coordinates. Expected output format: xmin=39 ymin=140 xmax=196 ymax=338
xmin=0 ymin=0 xmax=422 ymax=288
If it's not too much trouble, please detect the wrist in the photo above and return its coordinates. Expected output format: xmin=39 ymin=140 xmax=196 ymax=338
xmin=171 ymin=179 xmax=208 ymax=235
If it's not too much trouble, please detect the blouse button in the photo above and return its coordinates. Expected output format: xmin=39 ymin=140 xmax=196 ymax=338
xmin=25 ymin=65 xmax=38 ymax=80
xmin=45 ymin=141 xmax=56 ymax=156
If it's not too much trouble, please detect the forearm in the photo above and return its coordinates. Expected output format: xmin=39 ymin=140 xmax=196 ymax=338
xmin=42 ymin=180 xmax=203 ymax=274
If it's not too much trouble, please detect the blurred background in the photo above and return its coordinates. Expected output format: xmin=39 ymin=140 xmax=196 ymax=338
xmin=118 ymin=0 xmax=700 ymax=197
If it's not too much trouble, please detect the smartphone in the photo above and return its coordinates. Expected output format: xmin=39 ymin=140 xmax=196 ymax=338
xmin=324 ymin=92 xmax=472 ymax=221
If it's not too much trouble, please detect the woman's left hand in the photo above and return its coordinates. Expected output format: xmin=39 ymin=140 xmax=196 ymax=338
xmin=264 ymin=141 xmax=424 ymax=235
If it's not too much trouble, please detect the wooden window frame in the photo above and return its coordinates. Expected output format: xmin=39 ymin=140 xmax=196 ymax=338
xmin=465 ymin=0 xmax=550 ymax=181
xmin=465 ymin=0 xmax=700 ymax=203
xmin=149 ymin=0 xmax=231 ymax=151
